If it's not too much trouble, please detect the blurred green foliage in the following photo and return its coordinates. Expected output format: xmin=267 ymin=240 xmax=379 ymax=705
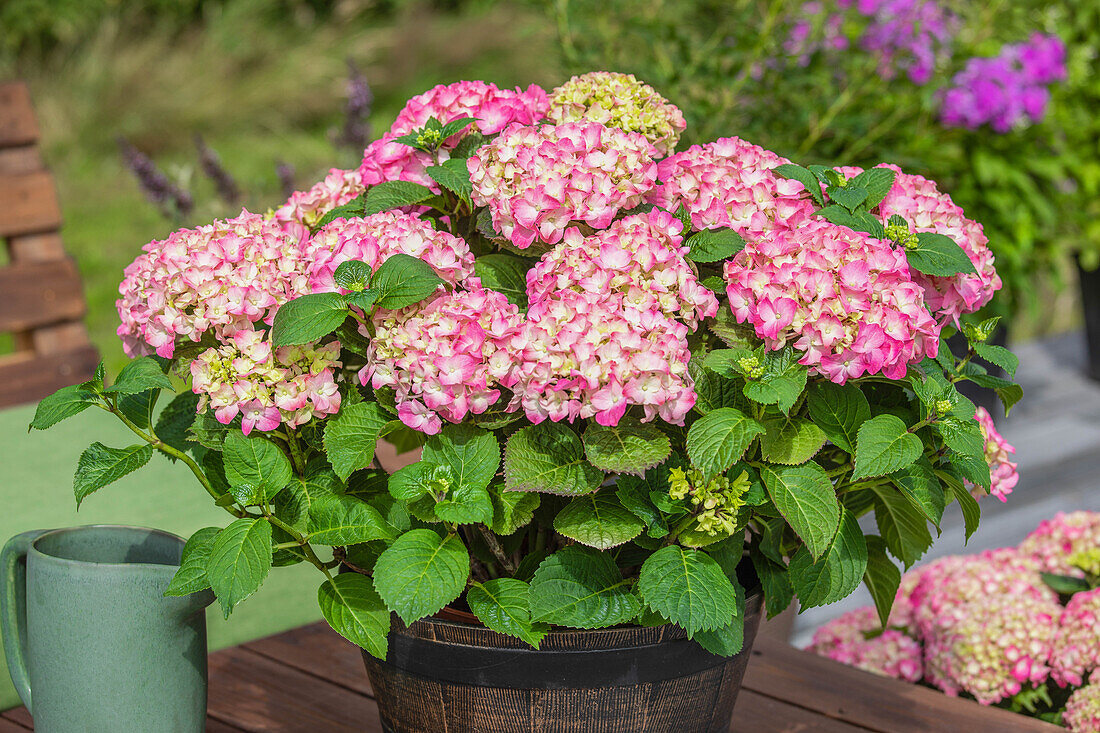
xmin=552 ymin=0 xmax=1100 ymax=324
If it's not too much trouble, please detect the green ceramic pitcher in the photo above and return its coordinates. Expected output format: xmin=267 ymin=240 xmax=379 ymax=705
xmin=0 ymin=525 xmax=213 ymax=732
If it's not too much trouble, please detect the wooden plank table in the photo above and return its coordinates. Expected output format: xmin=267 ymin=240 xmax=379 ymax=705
xmin=0 ymin=622 xmax=1059 ymax=732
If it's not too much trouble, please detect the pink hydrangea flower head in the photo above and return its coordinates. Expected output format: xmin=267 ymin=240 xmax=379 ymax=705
xmin=116 ymin=210 xmax=314 ymax=359
xmin=360 ymin=284 xmax=524 ymax=435
xmin=972 ymin=406 xmax=1018 ymax=501
xmin=1065 ymin=682 xmax=1100 ymax=733
xmin=547 ymin=72 xmax=687 ymax=156
xmin=922 ymin=593 xmax=1059 ymax=704
xmin=906 ymin=550 xmax=1056 ymax=640
xmin=467 ymin=122 xmax=659 ymax=250
xmin=506 ymin=290 xmax=696 ymax=426
xmin=272 ymin=167 xmax=365 ymax=229
xmin=724 ymin=219 xmax=940 ymax=383
xmin=307 ymin=211 xmax=475 ymax=293
xmin=1018 ymin=512 xmax=1100 ymax=576
xmin=526 ymin=209 xmax=718 ymax=329
xmin=854 ymin=163 xmax=1001 ymax=324
xmin=807 ymin=607 xmax=924 ymax=682
xmin=647 ymin=136 xmax=816 ymax=241
xmin=359 ymin=80 xmax=549 ymax=192
xmin=889 ymin=563 xmax=932 ymax=631
xmin=1051 ymin=588 xmax=1100 ymax=688
xmin=190 ymin=329 xmax=342 ymax=435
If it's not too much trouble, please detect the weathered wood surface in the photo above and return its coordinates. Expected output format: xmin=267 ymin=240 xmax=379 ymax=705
xmin=0 ymin=80 xmax=97 ymax=408
xmin=0 ymin=622 xmax=1062 ymax=732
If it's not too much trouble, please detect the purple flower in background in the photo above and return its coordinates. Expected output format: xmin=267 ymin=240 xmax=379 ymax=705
xmin=839 ymin=0 xmax=956 ymax=85
xmin=784 ymin=2 xmax=849 ymax=66
xmin=939 ymin=33 xmax=1066 ymax=132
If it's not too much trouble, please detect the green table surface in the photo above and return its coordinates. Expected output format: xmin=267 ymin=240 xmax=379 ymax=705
xmin=0 ymin=402 xmax=322 ymax=711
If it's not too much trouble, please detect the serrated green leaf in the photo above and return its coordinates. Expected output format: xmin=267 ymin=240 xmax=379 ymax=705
xmin=104 ymin=357 xmax=173 ymax=395
xmin=742 ymin=349 xmax=807 ymax=414
xmin=504 ymin=422 xmax=603 ymax=495
xmin=553 ymin=491 xmax=644 ymax=550
xmin=789 ymin=508 xmax=867 ymax=609
xmin=207 ymin=518 xmax=272 ymax=618
xmin=853 ymin=415 xmax=922 ymax=479
xmin=271 ymin=292 xmax=348 ymax=347
xmin=334 ymin=260 xmax=374 ymax=290
xmin=308 ymin=493 xmax=396 ymax=545
xmin=773 ymin=163 xmax=824 ymax=207
xmin=690 ymin=357 xmax=751 ymax=414
xmin=318 ymin=573 xmax=390 ymax=659
xmin=1040 ymin=572 xmax=1091 ymax=597
xmin=947 ymin=480 xmax=981 ymax=542
xmin=426 ymin=158 xmax=472 ymax=205
xmin=372 ymin=529 xmax=470 ymax=624
xmin=761 ymin=462 xmax=839 ymax=560
xmin=760 ymin=418 xmax=826 ymax=465
xmin=468 ymin=579 xmax=548 ymax=649
xmin=582 ymin=418 xmax=671 ymax=476
xmin=684 ymin=228 xmax=746 ymax=263
xmin=165 ymin=526 xmax=219 ymax=597
xmin=816 ymin=204 xmax=863 ymax=229
xmin=708 ymin=304 xmax=757 ymax=351
xmin=694 ymin=617 xmax=746 ymax=656
xmin=422 ymin=424 xmax=500 ymax=495
xmin=474 ymin=254 xmax=529 ymax=309
xmin=323 ymin=401 xmax=389 ymax=480
xmin=29 ymin=384 xmax=99 ymax=430
xmin=906 ymin=232 xmax=977 ymax=277
xmin=362 ymin=180 xmax=434 ymax=216
xmin=806 ymin=382 xmax=870 ymax=453
xmin=370 ymin=253 xmax=445 ymax=310
xmin=638 ymin=545 xmax=740 ymax=635
xmin=154 ymin=391 xmax=200 ymax=454
xmin=316 ymin=194 xmax=367 ymax=228
xmin=615 ymin=474 xmax=669 ymax=539
xmin=222 ymin=433 xmax=293 ymax=500
xmin=826 ymin=184 xmax=868 ymax=211
xmin=868 ymin=484 xmax=933 ymax=568
xmin=74 ymin=442 xmax=154 ymax=506
xmin=117 ymin=389 xmax=160 ymax=429
xmin=850 ymin=167 xmax=896 ymax=208
xmin=890 ymin=457 xmax=945 ymax=525
xmin=863 ymin=535 xmax=901 ymax=627
xmin=451 ymin=131 xmax=485 ymax=159
xmin=387 ymin=462 xmax=450 ymax=502
xmin=937 ymin=417 xmax=985 ymax=458
xmin=529 ymin=546 xmax=640 ymax=628
xmin=187 ymin=411 xmax=238 ymax=450
xmin=685 ymin=407 xmax=765 ymax=479
xmin=750 ymin=552 xmax=794 ymax=619
xmin=974 ymin=343 xmax=1018 ymax=377
xmin=489 ymin=483 xmax=540 ymax=535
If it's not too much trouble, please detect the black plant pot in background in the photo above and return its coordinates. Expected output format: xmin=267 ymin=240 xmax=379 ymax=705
xmin=1076 ymin=255 xmax=1100 ymax=382
xmin=947 ymin=328 xmax=1008 ymax=421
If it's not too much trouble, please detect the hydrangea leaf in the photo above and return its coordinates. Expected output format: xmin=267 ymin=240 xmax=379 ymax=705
xmin=806 ymin=382 xmax=870 ymax=454
xmin=29 ymin=384 xmax=100 ymax=430
xmin=826 ymin=184 xmax=869 ymax=212
xmin=307 ymin=493 xmax=397 ymax=545
xmin=773 ymin=163 xmax=825 ymax=207
xmin=102 ymin=357 xmax=173 ymax=396
xmin=370 ymin=253 xmax=445 ymax=310
xmin=694 ymin=616 xmax=746 ymax=656
xmin=863 ymin=535 xmax=901 ymax=627
xmin=372 ymin=529 xmax=470 ymax=624
xmin=153 ymin=391 xmax=201 ymax=454
xmin=553 ymin=491 xmax=645 ymax=550
xmin=906 ymin=232 xmax=977 ymax=277
xmin=467 ymin=578 xmax=548 ymax=649
xmin=206 ymin=518 xmax=272 ymax=618
xmin=759 ymin=418 xmax=827 ymax=465
xmin=760 ymin=462 xmax=840 ymax=560
xmin=868 ymin=483 xmax=933 ymax=568
xmin=422 ymin=424 xmax=500 ymax=495
xmin=685 ymin=407 xmax=765 ymax=480
xmin=426 ymin=158 xmax=473 ymax=206
xmin=638 ymin=545 xmax=741 ymax=636
xmin=222 ymin=433 xmax=293 ymax=499
xmin=750 ymin=552 xmax=794 ymax=620
xmin=852 ymin=414 xmax=922 ymax=479
xmin=504 ymin=422 xmax=604 ymax=496
xmin=615 ymin=474 xmax=670 ymax=538
xmin=690 ymin=354 xmax=752 ymax=414
xmin=946 ymin=480 xmax=981 ymax=542
xmin=318 ymin=573 xmax=390 ymax=659
xmin=684 ymin=228 xmax=746 ymax=263
xmin=742 ymin=349 xmax=807 ymax=414
xmin=488 ymin=484 xmax=540 ymax=535
xmin=362 ymin=180 xmax=435 ymax=216
xmin=582 ymin=417 xmax=671 ymax=476
xmin=788 ymin=508 xmax=867 ymax=609
xmin=890 ymin=457 xmax=945 ymax=525
xmin=165 ymin=526 xmax=219 ymax=597
xmin=529 ymin=546 xmax=641 ymax=628
xmin=849 ymin=167 xmax=897 ymax=208
xmin=73 ymin=442 xmax=154 ymax=506
xmin=323 ymin=401 xmax=390 ymax=481
xmin=474 ymin=254 xmax=529 ymax=310
xmin=271 ymin=292 xmax=349 ymax=347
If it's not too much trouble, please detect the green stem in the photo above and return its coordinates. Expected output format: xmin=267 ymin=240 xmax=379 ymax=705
xmin=285 ymin=430 xmax=307 ymax=475
xmin=265 ymin=513 xmax=332 ymax=580
xmin=478 ymin=525 xmax=517 ymax=576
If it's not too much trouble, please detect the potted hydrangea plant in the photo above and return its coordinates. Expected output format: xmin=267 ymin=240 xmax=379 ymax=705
xmin=31 ymin=72 xmax=1021 ymax=733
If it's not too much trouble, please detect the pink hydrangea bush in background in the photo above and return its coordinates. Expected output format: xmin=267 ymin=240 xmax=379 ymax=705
xmin=810 ymin=512 xmax=1100 ymax=730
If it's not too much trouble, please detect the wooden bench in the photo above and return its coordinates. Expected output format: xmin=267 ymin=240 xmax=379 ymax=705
xmin=0 ymin=622 xmax=1060 ymax=731
xmin=0 ymin=81 xmax=98 ymax=408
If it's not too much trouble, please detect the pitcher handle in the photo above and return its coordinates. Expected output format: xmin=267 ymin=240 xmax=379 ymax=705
xmin=1 ymin=530 xmax=48 ymax=713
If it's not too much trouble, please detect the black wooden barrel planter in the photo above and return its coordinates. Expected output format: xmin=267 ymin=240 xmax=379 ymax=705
xmin=362 ymin=591 xmax=763 ymax=733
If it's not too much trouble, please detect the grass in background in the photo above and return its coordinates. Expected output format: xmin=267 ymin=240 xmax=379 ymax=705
xmin=3 ymin=0 xmax=557 ymax=372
